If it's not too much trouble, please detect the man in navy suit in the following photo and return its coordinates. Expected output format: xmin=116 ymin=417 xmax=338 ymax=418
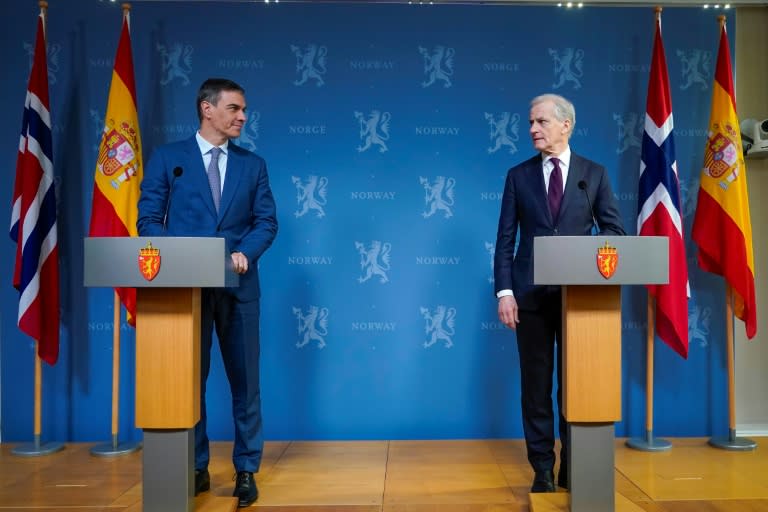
xmin=493 ymin=94 xmax=625 ymax=493
xmin=137 ymin=78 xmax=277 ymax=507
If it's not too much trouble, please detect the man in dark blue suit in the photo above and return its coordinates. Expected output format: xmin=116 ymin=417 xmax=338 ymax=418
xmin=493 ymin=94 xmax=625 ymax=493
xmin=137 ymin=78 xmax=277 ymax=507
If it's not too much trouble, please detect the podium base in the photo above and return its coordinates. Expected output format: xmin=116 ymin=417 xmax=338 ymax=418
xmin=709 ymin=429 xmax=757 ymax=451
xmin=625 ymin=430 xmax=672 ymax=452
xmin=12 ymin=437 xmax=65 ymax=457
xmin=570 ymin=423 xmax=615 ymax=512
xmin=143 ymin=429 xmax=194 ymax=512
xmin=90 ymin=437 xmax=142 ymax=457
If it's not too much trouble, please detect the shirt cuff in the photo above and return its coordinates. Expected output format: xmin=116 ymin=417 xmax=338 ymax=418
xmin=496 ymin=289 xmax=514 ymax=299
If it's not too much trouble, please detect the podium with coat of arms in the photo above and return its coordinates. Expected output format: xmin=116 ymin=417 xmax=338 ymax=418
xmin=530 ymin=236 xmax=668 ymax=512
xmin=84 ymin=237 xmax=239 ymax=512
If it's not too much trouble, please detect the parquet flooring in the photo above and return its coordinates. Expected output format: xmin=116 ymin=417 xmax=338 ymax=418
xmin=1 ymin=438 xmax=767 ymax=511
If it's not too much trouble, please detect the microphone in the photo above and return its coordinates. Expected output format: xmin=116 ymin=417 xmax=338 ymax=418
xmin=578 ymin=180 xmax=598 ymax=235
xmin=163 ymin=166 xmax=184 ymax=231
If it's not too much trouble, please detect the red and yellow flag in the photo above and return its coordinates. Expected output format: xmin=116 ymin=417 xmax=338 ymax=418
xmin=88 ymin=6 xmax=142 ymax=325
xmin=691 ymin=18 xmax=756 ymax=339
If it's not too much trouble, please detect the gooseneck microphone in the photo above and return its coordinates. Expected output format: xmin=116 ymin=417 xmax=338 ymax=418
xmin=578 ymin=180 xmax=598 ymax=235
xmin=163 ymin=166 xmax=184 ymax=231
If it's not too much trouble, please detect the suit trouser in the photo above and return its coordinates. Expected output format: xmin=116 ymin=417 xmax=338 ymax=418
xmin=516 ymin=290 xmax=567 ymax=473
xmin=195 ymin=288 xmax=263 ymax=473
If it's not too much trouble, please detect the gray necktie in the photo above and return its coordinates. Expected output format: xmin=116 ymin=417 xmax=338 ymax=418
xmin=207 ymin=147 xmax=222 ymax=213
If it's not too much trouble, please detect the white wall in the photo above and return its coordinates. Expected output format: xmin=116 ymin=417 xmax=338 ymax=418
xmin=735 ymin=6 xmax=768 ymax=436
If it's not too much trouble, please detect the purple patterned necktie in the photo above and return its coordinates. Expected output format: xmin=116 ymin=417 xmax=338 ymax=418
xmin=207 ymin=147 xmax=222 ymax=213
xmin=548 ymin=157 xmax=563 ymax=222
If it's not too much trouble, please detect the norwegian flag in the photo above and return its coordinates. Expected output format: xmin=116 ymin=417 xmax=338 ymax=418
xmin=9 ymin=10 xmax=60 ymax=365
xmin=637 ymin=16 xmax=689 ymax=359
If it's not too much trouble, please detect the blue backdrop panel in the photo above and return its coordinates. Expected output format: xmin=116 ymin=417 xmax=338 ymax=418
xmin=0 ymin=1 xmax=730 ymax=442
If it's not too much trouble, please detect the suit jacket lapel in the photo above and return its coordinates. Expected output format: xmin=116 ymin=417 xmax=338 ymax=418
xmin=184 ymin=136 xmax=218 ymax=217
xmin=527 ymin=155 xmax=553 ymax=224
xmin=559 ymin=153 xmax=586 ymax=218
xmin=219 ymin=146 xmax=242 ymax=219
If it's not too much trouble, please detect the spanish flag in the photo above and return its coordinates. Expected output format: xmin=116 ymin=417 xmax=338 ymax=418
xmin=88 ymin=7 xmax=142 ymax=325
xmin=691 ymin=18 xmax=756 ymax=339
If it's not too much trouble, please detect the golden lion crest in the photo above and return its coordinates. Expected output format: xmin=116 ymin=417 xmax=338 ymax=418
xmin=138 ymin=241 xmax=161 ymax=281
xmin=596 ymin=241 xmax=618 ymax=279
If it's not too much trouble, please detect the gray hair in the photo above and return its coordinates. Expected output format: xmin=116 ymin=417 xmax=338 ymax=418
xmin=531 ymin=93 xmax=576 ymax=134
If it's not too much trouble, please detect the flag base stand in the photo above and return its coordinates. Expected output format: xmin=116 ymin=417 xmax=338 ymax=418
xmin=90 ymin=435 xmax=142 ymax=457
xmin=709 ymin=429 xmax=757 ymax=451
xmin=626 ymin=429 xmax=672 ymax=452
xmin=12 ymin=435 xmax=65 ymax=457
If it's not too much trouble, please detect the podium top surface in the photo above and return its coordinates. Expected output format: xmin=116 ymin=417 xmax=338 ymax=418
xmin=84 ymin=237 xmax=239 ymax=288
xmin=533 ymin=236 xmax=668 ymax=285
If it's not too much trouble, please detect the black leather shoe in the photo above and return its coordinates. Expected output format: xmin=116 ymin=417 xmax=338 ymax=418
xmin=194 ymin=469 xmax=210 ymax=496
xmin=233 ymin=471 xmax=258 ymax=507
xmin=531 ymin=470 xmax=556 ymax=493
xmin=557 ymin=466 xmax=568 ymax=489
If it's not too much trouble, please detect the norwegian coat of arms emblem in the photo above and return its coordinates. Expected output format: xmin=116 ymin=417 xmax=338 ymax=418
xmin=138 ymin=241 xmax=161 ymax=281
xmin=596 ymin=241 xmax=618 ymax=279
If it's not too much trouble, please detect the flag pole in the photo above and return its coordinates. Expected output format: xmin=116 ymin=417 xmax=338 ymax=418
xmin=626 ymin=293 xmax=671 ymax=451
xmin=14 ymin=350 xmax=66 ymax=455
xmin=626 ymin=6 xmax=672 ymax=453
xmin=708 ymin=287 xmax=756 ymax=451
xmin=11 ymin=0 xmax=65 ymax=459
xmin=90 ymin=3 xmax=141 ymax=457
xmin=91 ymin=293 xmax=140 ymax=456
xmin=12 ymin=342 xmax=64 ymax=456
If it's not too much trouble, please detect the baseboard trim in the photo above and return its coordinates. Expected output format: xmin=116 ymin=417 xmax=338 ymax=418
xmin=736 ymin=424 xmax=768 ymax=437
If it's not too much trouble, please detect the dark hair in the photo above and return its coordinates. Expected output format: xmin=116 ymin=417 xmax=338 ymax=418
xmin=196 ymin=78 xmax=245 ymax=121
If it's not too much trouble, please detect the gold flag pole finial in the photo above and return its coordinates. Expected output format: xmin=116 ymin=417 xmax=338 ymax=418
xmin=122 ymin=3 xmax=131 ymax=26
xmin=39 ymin=1 xmax=48 ymax=36
xmin=654 ymin=5 xmax=662 ymax=23
xmin=718 ymin=14 xmax=726 ymax=29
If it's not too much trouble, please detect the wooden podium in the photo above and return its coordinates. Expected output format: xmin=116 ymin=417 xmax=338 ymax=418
xmin=532 ymin=236 xmax=668 ymax=512
xmin=84 ymin=237 xmax=238 ymax=512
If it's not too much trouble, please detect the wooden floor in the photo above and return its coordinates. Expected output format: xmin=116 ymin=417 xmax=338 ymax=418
xmin=1 ymin=438 xmax=768 ymax=511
